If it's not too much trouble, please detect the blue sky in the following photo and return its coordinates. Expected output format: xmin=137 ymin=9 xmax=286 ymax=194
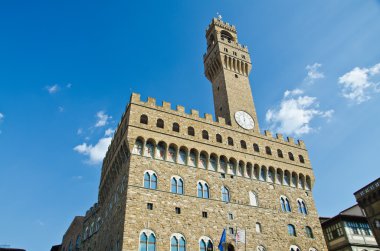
xmin=0 ymin=0 xmax=379 ymax=250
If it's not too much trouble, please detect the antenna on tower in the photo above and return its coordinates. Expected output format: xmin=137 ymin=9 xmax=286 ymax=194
xmin=216 ymin=12 xmax=222 ymax=20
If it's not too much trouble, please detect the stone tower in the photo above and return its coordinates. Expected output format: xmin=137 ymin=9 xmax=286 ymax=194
xmin=71 ymin=18 xmax=328 ymax=251
xmin=204 ymin=18 xmax=259 ymax=131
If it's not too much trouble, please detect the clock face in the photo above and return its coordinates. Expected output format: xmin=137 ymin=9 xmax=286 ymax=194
xmin=235 ymin=111 xmax=255 ymax=130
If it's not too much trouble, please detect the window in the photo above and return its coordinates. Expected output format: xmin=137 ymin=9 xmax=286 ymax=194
xmin=145 ymin=141 xmax=155 ymax=158
xmin=265 ymin=146 xmax=272 ymax=155
xmin=242 ymin=55 xmax=246 ymax=59
xmin=229 ymin=227 xmax=235 ymax=235
xmin=289 ymin=245 xmax=300 ymax=251
xmin=235 ymin=74 xmax=238 ymax=78
xmin=260 ymin=167 xmax=267 ymax=181
xmin=325 ymin=222 xmax=344 ymax=240
xmin=227 ymin=137 xmax=234 ymax=146
xmin=253 ymin=143 xmax=260 ymax=152
xmin=133 ymin=139 xmax=144 ymax=155
xmin=228 ymin=213 xmax=234 ymax=220
xmin=222 ymin=186 xmax=230 ymax=202
xmin=170 ymin=235 xmax=186 ymax=251
xmin=168 ymin=145 xmax=177 ymax=162
xmin=297 ymin=199 xmax=308 ymax=215
xmin=299 ymin=155 xmax=305 ymax=163
xmin=240 ymin=140 xmax=247 ymax=149
xmin=144 ymin=171 xmax=157 ymax=190
xmin=200 ymin=152 xmax=208 ymax=169
xmin=216 ymin=134 xmax=223 ymax=143
xmin=202 ymin=211 xmax=208 ymax=218
xmin=288 ymin=152 xmax=295 ymax=161
xmin=173 ymin=123 xmax=180 ymax=132
xmin=175 ymin=207 xmax=181 ymax=214
xmin=147 ymin=203 xmax=153 ymax=210
xmin=139 ymin=231 xmax=156 ymax=251
xmin=188 ymin=127 xmax=195 ymax=136
xmin=249 ymin=191 xmax=258 ymax=206
xmin=189 ymin=149 xmax=198 ymax=167
xmin=347 ymin=221 xmax=360 ymax=235
xmin=200 ymin=239 xmax=213 ymax=251
xmin=178 ymin=148 xmax=187 ymax=165
xmin=156 ymin=142 xmax=166 ymax=160
xmin=75 ymin=235 xmax=81 ymax=249
xmin=171 ymin=177 xmax=184 ymax=194
xmin=280 ymin=196 xmax=292 ymax=212
xmin=233 ymin=51 xmax=237 ymax=56
xmin=305 ymin=226 xmax=314 ymax=238
xmin=277 ymin=149 xmax=283 ymax=158
xmin=256 ymin=222 xmax=262 ymax=233
xmin=202 ymin=130 xmax=209 ymax=140
xmin=257 ymin=246 xmax=266 ymax=251
xmin=288 ymin=224 xmax=296 ymax=236
xmin=221 ymin=30 xmax=234 ymax=41
xmin=156 ymin=119 xmax=164 ymax=128
xmin=224 ymin=48 xmax=228 ymax=52
xmin=197 ymin=181 xmax=209 ymax=199
xmin=210 ymin=155 xmax=217 ymax=171
xmin=140 ymin=115 xmax=148 ymax=124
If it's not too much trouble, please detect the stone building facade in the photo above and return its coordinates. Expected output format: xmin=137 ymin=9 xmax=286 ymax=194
xmin=355 ymin=178 xmax=380 ymax=245
xmin=63 ymin=18 xmax=328 ymax=251
xmin=320 ymin=205 xmax=379 ymax=251
xmin=61 ymin=216 xmax=84 ymax=251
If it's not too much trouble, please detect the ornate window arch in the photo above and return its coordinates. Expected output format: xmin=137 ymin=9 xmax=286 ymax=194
xmin=156 ymin=119 xmax=164 ymax=128
xmin=140 ymin=114 xmax=148 ymax=124
xmin=216 ymin=134 xmax=223 ymax=143
xmin=305 ymin=226 xmax=314 ymax=238
xmin=202 ymin=130 xmax=209 ymax=140
xmin=257 ymin=245 xmax=266 ymax=251
xmin=240 ymin=140 xmax=247 ymax=149
xmin=280 ymin=196 xmax=292 ymax=212
xmin=171 ymin=176 xmax=184 ymax=194
xmin=170 ymin=233 xmax=186 ymax=251
xmin=139 ymin=230 xmax=156 ymax=251
xmin=188 ymin=126 xmax=195 ymax=136
xmin=173 ymin=122 xmax=180 ymax=132
xmin=299 ymin=155 xmax=305 ymax=163
xmin=265 ymin=146 xmax=272 ymax=155
xmin=221 ymin=186 xmax=230 ymax=202
xmin=197 ymin=181 xmax=210 ymax=199
xmin=277 ymin=149 xmax=283 ymax=158
xmin=227 ymin=137 xmax=234 ymax=146
xmin=199 ymin=236 xmax=213 ymax=251
xmin=133 ymin=138 xmax=144 ymax=155
xmin=144 ymin=170 xmax=157 ymax=190
xmin=289 ymin=245 xmax=300 ymax=251
xmin=288 ymin=225 xmax=297 ymax=237
xmin=253 ymin=143 xmax=260 ymax=152
xmin=297 ymin=198 xmax=308 ymax=215
xmin=288 ymin=152 xmax=295 ymax=161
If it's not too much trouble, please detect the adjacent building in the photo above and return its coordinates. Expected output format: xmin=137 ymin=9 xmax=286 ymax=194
xmin=355 ymin=178 xmax=380 ymax=245
xmin=320 ymin=205 xmax=379 ymax=251
xmin=58 ymin=17 xmax=329 ymax=250
xmin=61 ymin=216 xmax=84 ymax=251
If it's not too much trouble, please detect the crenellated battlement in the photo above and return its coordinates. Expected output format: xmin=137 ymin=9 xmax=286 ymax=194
xmin=129 ymin=93 xmax=306 ymax=149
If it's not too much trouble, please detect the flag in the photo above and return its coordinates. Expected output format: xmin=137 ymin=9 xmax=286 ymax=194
xmin=236 ymin=228 xmax=246 ymax=244
xmin=218 ymin=229 xmax=226 ymax=251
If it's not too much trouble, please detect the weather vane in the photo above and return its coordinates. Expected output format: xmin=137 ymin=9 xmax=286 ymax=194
xmin=216 ymin=12 xmax=222 ymax=20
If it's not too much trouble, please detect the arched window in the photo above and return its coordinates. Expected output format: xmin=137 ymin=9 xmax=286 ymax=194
xmin=256 ymin=222 xmax=262 ymax=233
xmin=240 ymin=140 xmax=247 ymax=149
xmin=249 ymin=191 xmax=258 ymax=206
xmin=289 ymin=245 xmax=300 ymax=251
xmin=140 ymin=115 xmax=148 ymax=124
xmin=219 ymin=156 xmax=227 ymax=173
xmin=280 ymin=196 xmax=291 ymax=212
xmin=265 ymin=146 xmax=272 ymax=155
xmin=156 ymin=119 xmax=164 ymax=128
xmin=178 ymin=148 xmax=187 ymax=165
xmin=68 ymin=241 xmax=73 ymax=251
xmin=297 ymin=199 xmax=308 ymax=215
xmin=133 ymin=138 xmax=144 ymax=155
xmin=173 ymin=123 xmax=180 ymax=132
xmin=202 ymin=130 xmax=209 ymax=140
xmin=168 ymin=144 xmax=177 ymax=162
xmin=144 ymin=171 xmax=157 ymax=190
xmin=171 ymin=177 xmax=184 ymax=194
xmin=221 ymin=186 xmax=230 ymax=202
xmin=288 ymin=152 xmax=295 ymax=161
xmin=268 ymin=167 xmax=275 ymax=183
xmin=156 ymin=142 xmax=166 ymax=160
xmin=209 ymin=154 xmax=217 ymax=171
xmin=200 ymin=238 xmax=214 ymax=251
xmin=216 ymin=134 xmax=222 ymax=143
xmin=288 ymin=224 xmax=296 ymax=236
xmin=144 ymin=140 xmax=155 ymax=158
xmin=227 ymin=137 xmax=234 ymax=146
xmin=139 ymin=231 xmax=156 ymax=251
xmin=75 ymin=235 xmax=81 ymax=249
xmin=305 ymin=226 xmax=314 ymax=238
xmin=188 ymin=127 xmax=195 ymax=136
xmin=299 ymin=155 xmax=305 ymax=163
xmin=189 ymin=149 xmax=198 ymax=167
xmin=277 ymin=149 xmax=283 ymax=158
xmin=197 ymin=181 xmax=209 ymax=199
xmin=170 ymin=235 xmax=186 ymax=251
xmin=260 ymin=166 xmax=267 ymax=181
xmin=221 ymin=30 xmax=234 ymax=42
xmin=253 ymin=143 xmax=260 ymax=152
xmin=257 ymin=245 xmax=266 ymax=251
xmin=284 ymin=171 xmax=290 ymax=186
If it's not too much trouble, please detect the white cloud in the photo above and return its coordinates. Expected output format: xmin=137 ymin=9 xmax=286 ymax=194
xmin=46 ymin=84 xmax=59 ymax=94
xmin=266 ymin=90 xmax=334 ymax=136
xmin=338 ymin=63 xmax=380 ymax=104
xmin=66 ymin=83 xmax=72 ymax=88
xmin=74 ymin=135 xmax=112 ymax=164
xmin=305 ymin=63 xmax=324 ymax=84
xmin=77 ymin=128 xmax=83 ymax=135
xmin=105 ymin=128 xmax=115 ymax=136
xmin=0 ymin=112 xmax=4 ymax=121
xmin=95 ymin=111 xmax=111 ymax=127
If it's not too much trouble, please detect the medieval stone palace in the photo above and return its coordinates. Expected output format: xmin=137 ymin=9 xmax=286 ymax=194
xmin=58 ymin=18 xmax=328 ymax=251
